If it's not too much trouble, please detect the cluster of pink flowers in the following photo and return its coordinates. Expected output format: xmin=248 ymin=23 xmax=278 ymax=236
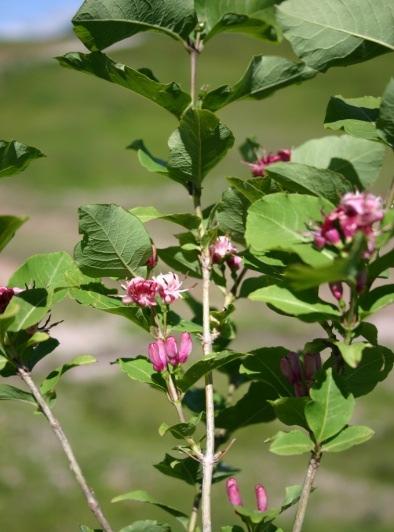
xmin=280 ymin=351 xmax=321 ymax=397
xmin=248 ymin=148 xmax=291 ymax=177
xmin=148 ymin=332 xmax=192 ymax=372
xmin=0 ymin=287 xmax=16 ymax=314
xmin=313 ymin=192 xmax=384 ymax=257
xmin=209 ymin=236 xmax=242 ymax=270
xmin=226 ymin=477 xmax=268 ymax=512
xmin=122 ymin=272 xmax=187 ymax=307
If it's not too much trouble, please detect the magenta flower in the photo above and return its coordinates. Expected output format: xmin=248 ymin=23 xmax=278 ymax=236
xmin=164 ymin=332 xmax=192 ymax=366
xmin=122 ymin=277 xmax=159 ymax=307
xmin=154 ymin=272 xmax=187 ymax=304
xmin=209 ymin=236 xmax=237 ymax=263
xmin=0 ymin=287 xmax=15 ymax=314
xmin=255 ymin=484 xmax=268 ymax=512
xmin=248 ymin=148 xmax=291 ymax=177
xmin=148 ymin=340 xmax=168 ymax=372
xmin=226 ymin=477 xmax=243 ymax=506
xmin=329 ymin=282 xmax=343 ymax=301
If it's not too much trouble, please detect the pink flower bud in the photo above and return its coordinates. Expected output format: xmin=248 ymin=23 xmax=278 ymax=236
xmin=226 ymin=477 xmax=243 ymax=506
xmin=294 ymin=381 xmax=308 ymax=397
xmin=146 ymin=244 xmax=158 ymax=269
xmin=280 ymin=352 xmax=302 ymax=384
xmin=329 ymin=282 xmax=343 ymax=301
xmin=165 ymin=336 xmax=178 ymax=366
xmin=227 ymin=254 xmax=242 ymax=271
xmin=0 ymin=287 xmax=15 ymax=313
xmin=303 ymin=352 xmax=322 ymax=381
xmin=148 ymin=340 xmax=167 ymax=372
xmin=154 ymin=272 xmax=187 ymax=304
xmin=255 ymin=484 xmax=268 ymax=512
xmin=247 ymin=149 xmax=291 ymax=177
xmin=178 ymin=332 xmax=192 ymax=364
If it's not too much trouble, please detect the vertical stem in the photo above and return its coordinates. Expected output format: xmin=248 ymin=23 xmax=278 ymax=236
xmin=18 ymin=367 xmax=113 ymax=532
xmin=190 ymin=36 xmax=200 ymax=107
xmin=292 ymin=451 xmax=321 ymax=532
xmin=188 ymin=490 xmax=202 ymax=532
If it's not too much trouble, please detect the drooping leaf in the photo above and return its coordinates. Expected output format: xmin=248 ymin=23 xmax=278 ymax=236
xmin=0 ymin=215 xmax=27 ymax=252
xmin=277 ymin=0 xmax=394 ymax=72
xmin=376 ymin=77 xmax=394 ymax=147
xmin=0 ymin=384 xmax=35 ymax=406
xmin=57 ymin=52 xmax=190 ymax=118
xmin=117 ymin=357 xmax=167 ymax=392
xmin=305 ymin=368 xmax=355 ymax=443
xmin=75 ymin=204 xmax=151 ymax=278
xmin=269 ymin=429 xmax=314 ymax=455
xmin=130 ymin=206 xmax=200 ymax=230
xmin=40 ymin=355 xmax=96 ymax=400
xmin=128 ymin=139 xmax=169 ymax=175
xmin=246 ymin=193 xmax=334 ymax=267
xmin=321 ymin=425 xmax=374 ymax=453
xmin=202 ymin=56 xmax=315 ymax=111
xmin=324 ymin=95 xmax=382 ymax=142
xmin=72 ymin=0 xmax=197 ymax=49
xmin=0 ymin=140 xmax=44 ymax=177
xmin=335 ymin=341 xmax=370 ymax=369
xmin=154 ymin=454 xmax=199 ymax=486
xmin=291 ymin=135 xmax=386 ymax=190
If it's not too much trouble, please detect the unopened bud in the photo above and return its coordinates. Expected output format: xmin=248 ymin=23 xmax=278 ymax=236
xmin=164 ymin=336 xmax=178 ymax=366
xmin=280 ymin=352 xmax=302 ymax=384
xmin=0 ymin=287 xmax=15 ymax=314
xmin=255 ymin=484 xmax=268 ymax=512
xmin=148 ymin=340 xmax=167 ymax=372
xmin=146 ymin=244 xmax=158 ymax=269
xmin=329 ymin=282 xmax=343 ymax=301
xmin=303 ymin=352 xmax=322 ymax=381
xmin=294 ymin=381 xmax=308 ymax=397
xmin=178 ymin=332 xmax=192 ymax=364
xmin=226 ymin=477 xmax=243 ymax=506
xmin=227 ymin=254 xmax=242 ymax=271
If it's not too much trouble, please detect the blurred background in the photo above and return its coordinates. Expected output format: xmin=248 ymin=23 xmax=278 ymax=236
xmin=1 ymin=1 xmax=394 ymax=531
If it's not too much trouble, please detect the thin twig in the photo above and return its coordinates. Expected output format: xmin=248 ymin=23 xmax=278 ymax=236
xmin=292 ymin=451 xmax=321 ymax=532
xmin=18 ymin=367 xmax=113 ymax=532
xmin=188 ymin=490 xmax=202 ymax=532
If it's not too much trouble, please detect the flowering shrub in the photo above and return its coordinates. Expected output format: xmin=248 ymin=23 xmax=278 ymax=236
xmin=1 ymin=1 xmax=394 ymax=532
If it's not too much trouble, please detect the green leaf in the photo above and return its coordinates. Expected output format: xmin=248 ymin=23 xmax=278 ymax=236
xmin=246 ymin=193 xmax=334 ymax=267
xmin=8 ymin=289 xmax=52 ymax=333
xmin=321 ymin=425 xmax=374 ymax=453
xmin=57 ymin=52 xmax=190 ymax=118
xmin=269 ymin=429 xmax=314 ymax=455
xmin=377 ymin=77 xmax=394 ymax=147
xmin=9 ymin=252 xmax=86 ymax=291
xmin=195 ymin=0 xmax=282 ymax=42
xmin=249 ymin=283 xmax=340 ymax=321
xmin=291 ymin=135 xmax=386 ymax=190
xmin=277 ymin=0 xmax=394 ymax=72
xmin=20 ymin=337 xmax=60 ymax=372
xmin=202 ymin=56 xmax=315 ymax=111
xmin=119 ymin=521 xmax=171 ymax=532
xmin=281 ymin=485 xmax=303 ymax=510
xmin=216 ymin=187 xmax=249 ymax=243
xmin=75 ymin=204 xmax=151 ymax=278
xmin=359 ymin=284 xmax=394 ymax=317
xmin=0 ymin=140 xmax=44 ymax=177
xmin=270 ymin=397 xmax=308 ymax=429
xmin=128 ymin=139 xmax=168 ymax=175
xmin=240 ymin=347 xmax=292 ymax=395
xmin=72 ymin=0 xmax=197 ymax=49
xmin=167 ymin=109 xmax=234 ymax=188
xmin=159 ymin=413 xmax=202 ymax=440
xmin=335 ymin=341 xmax=370 ymax=369
xmin=0 ymin=384 xmax=35 ymax=406
xmin=158 ymin=247 xmax=201 ymax=279
xmin=227 ymin=177 xmax=270 ymax=204
xmin=154 ymin=454 xmax=199 ymax=486
xmin=266 ymin=162 xmax=352 ymax=204
xmin=0 ymin=215 xmax=27 ymax=252
xmin=40 ymin=355 xmax=96 ymax=399
xmin=117 ymin=357 xmax=167 ymax=392
xmin=324 ymin=95 xmax=382 ymax=142
xmin=130 ymin=206 xmax=200 ymax=230
xmin=179 ymin=351 xmax=246 ymax=392
xmin=112 ymin=490 xmax=188 ymax=529
xmin=305 ymin=369 xmax=355 ymax=443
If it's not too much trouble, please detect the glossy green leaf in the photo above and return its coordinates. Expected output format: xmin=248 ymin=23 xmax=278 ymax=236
xmin=291 ymin=135 xmax=386 ymax=190
xmin=278 ymin=0 xmax=394 ymax=72
xmin=0 ymin=215 xmax=27 ymax=252
xmin=269 ymin=429 xmax=314 ymax=455
xmin=119 ymin=521 xmax=171 ymax=532
xmin=167 ymin=109 xmax=234 ymax=188
xmin=117 ymin=357 xmax=167 ymax=392
xmin=377 ymin=77 xmax=394 ymax=147
xmin=305 ymin=369 xmax=355 ymax=442
xmin=128 ymin=139 xmax=168 ymax=175
xmin=240 ymin=347 xmax=292 ymax=396
xmin=0 ymin=384 xmax=35 ymax=406
xmin=130 ymin=206 xmax=200 ymax=229
xmin=75 ymin=204 xmax=151 ymax=278
xmin=57 ymin=52 xmax=190 ymax=118
xmin=216 ymin=187 xmax=249 ymax=243
xmin=8 ymin=289 xmax=52 ymax=333
xmin=20 ymin=337 xmax=60 ymax=372
xmin=154 ymin=454 xmax=199 ymax=486
xmin=321 ymin=425 xmax=374 ymax=453
xmin=227 ymin=176 xmax=270 ymax=204
xmin=246 ymin=193 xmax=334 ymax=267
xmin=0 ymin=140 xmax=44 ymax=177
xmin=159 ymin=413 xmax=202 ymax=440
xmin=158 ymin=247 xmax=201 ymax=279
xmin=324 ymin=95 xmax=382 ymax=142
xmin=266 ymin=162 xmax=352 ymax=204
xmin=335 ymin=341 xmax=370 ymax=368
xmin=270 ymin=397 xmax=308 ymax=429
xmin=202 ymin=55 xmax=315 ymax=111
xmin=40 ymin=355 xmax=96 ymax=399
xmin=195 ymin=0 xmax=282 ymax=42
xmin=112 ymin=490 xmax=188 ymax=529
xmin=72 ymin=0 xmax=197 ymax=49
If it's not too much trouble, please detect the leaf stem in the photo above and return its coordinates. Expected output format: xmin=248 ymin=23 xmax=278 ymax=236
xmin=292 ymin=450 xmax=321 ymax=532
xmin=17 ymin=366 xmax=114 ymax=532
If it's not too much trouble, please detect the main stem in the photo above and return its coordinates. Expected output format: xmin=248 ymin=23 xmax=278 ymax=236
xmin=18 ymin=367 xmax=114 ymax=532
xmin=292 ymin=451 xmax=321 ymax=532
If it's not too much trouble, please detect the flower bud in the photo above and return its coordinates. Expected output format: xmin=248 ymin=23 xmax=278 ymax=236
xmin=146 ymin=244 xmax=158 ymax=269
xmin=164 ymin=336 xmax=178 ymax=365
xmin=294 ymin=381 xmax=308 ymax=397
xmin=255 ymin=484 xmax=268 ymax=512
xmin=226 ymin=477 xmax=243 ymax=506
xmin=280 ymin=352 xmax=302 ymax=384
xmin=329 ymin=282 xmax=343 ymax=301
xmin=148 ymin=340 xmax=167 ymax=372
xmin=178 ymin=332 xmax=192 ymax=364
xmin=227 ymin=254 xmax=242 ymax=271
xmin=0 ymin=287 xmax=15 ymax=313
xmin=303 ymin=352 xmax=322 ymax=381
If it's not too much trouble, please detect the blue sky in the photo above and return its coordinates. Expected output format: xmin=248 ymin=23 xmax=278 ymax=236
xmin=0 ymin=0 xmax=82 ymax=39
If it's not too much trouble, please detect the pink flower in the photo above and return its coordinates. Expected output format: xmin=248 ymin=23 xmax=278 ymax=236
xmin=0 ymin=287 xmax=15 ymax=313
xmin=122 ymin=277 xmax=159 ymax=307
xmin=227 ymin=254 xmax=243 ymax=271
xmin=154 ymin=272 xmax=187 ymax=304
xmin=209 ymin=236 xmax=237 ymax=263
xmin=255 ymin=484 xmax=268 ymax=512
xmin=148 ymin=340 xmax=167 ymax=372
xmin=329 ymin=282 xmax=343 ymax=301
xmin=226 ymin=477 xmax=243 ymax=506
xmin=341 ymin=192 xmax=384 ymax=226
xmin=165 ymin=332 xmax=193 ymax=366
xmin=248 ymin=148 xmax=291 ymax=177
